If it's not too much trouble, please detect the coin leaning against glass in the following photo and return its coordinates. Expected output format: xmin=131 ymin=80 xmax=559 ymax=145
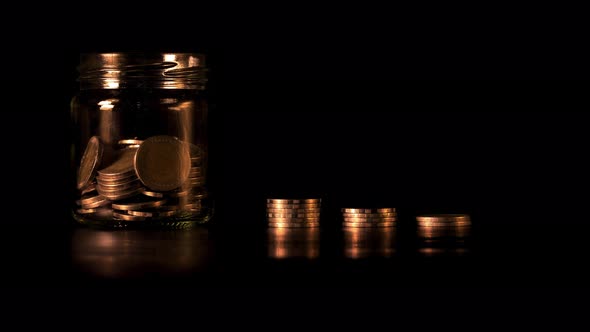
xmin=77 ymin=136 xmax=103 ymax=190
xmin=134 ymin=135 xmax=191 ymax=192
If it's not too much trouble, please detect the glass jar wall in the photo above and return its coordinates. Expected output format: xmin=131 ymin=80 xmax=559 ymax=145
xmin=71 ymin=53 xmax=212 ymax=228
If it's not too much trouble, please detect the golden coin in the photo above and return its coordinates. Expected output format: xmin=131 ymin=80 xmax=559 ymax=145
xmin=134 ymin=135 xmax=190 ymax=192
xmin=118 ymin=139 xmax=144 ymax=146
xmin=99 ymin=187 xmax=143 ymax=201
xmin=97 ymin=180 xmax=142 ymax=193
xmin=97 ymin=148 xmax=137 ymax=177
xmin=343 ymin=217 xmax=397 ymax=223
xmin=267 ymin=213 xmax=321 ymax=218
xmin=127 ymin=210 xmax=176 ymax=217
xmin=112 ymin=198 xmax=167 ymax=211
xmin=77 ymin=136 xmax=103 ymax=190
xmin=268 ymin=222 xmax=320 ymax=228
xmin=80 ymin=198 xmax=110 ymax=209
xmin=416 ymin=214 xmax=471 ymax=224
xmin=417 ymin=220 xmax=472 ymax=227
xmin=267 ymin=199 xmax=321 ymax=204
xmin=141 ymin=190 xmax=164 ymax=198
xmin=342 ymin=212 xmax=397 ymax=218
xmin=341 ymin=208 xmax=396 ymax=214
xmin=267 ymin=204 xmax=321 ymax=210
xmin=80 ymin=182 xmax=97 ymax=195
xmin=96 ymin=170 xmax=137 ymax=182
xmin=266 ymin=208 xmax=321 ymax=214
xmin=343 ymin=221 xmax=396 ymax=227
xmin=267 ymin=217 xmax=320 ymax=223
xmin=78 ymin=193 xmax=107 ymax=206
xmin=76 ymin=208 xmax=101 ymax=214
xmin=113 ymin=212 xmax=147 ymax=221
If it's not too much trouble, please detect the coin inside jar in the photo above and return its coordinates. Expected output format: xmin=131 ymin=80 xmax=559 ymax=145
xmin=77 ymin=136 xmax=103 ymax=190
xmin=98 ymin=148 xmax=137 ymax=177
xmin=134 ymin=135 xmax=191 ymax=192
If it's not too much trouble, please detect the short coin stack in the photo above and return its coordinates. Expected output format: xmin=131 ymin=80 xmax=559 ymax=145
xmin=267 ymin=199 xmax=321 ymax=228
xmin=416 ymin=214 xmax=471 ymax=239
xmin=75 ymin=135 xmax=207 ymax=224
xmin=341 ymin=208 xmax=397 ymax=227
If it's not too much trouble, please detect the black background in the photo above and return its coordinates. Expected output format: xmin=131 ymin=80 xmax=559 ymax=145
xmin=3 ymin=5 xmax=590 ymax=325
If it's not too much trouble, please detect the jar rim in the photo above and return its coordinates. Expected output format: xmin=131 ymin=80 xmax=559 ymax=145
xmin=79 ymin=52 xmax=207 ymax=90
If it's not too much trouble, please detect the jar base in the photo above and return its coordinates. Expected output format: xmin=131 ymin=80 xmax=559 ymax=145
xmin=73 ymin=209 xmax=213 ymax=229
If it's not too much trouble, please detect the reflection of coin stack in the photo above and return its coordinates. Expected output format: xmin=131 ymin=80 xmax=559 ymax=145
xmin=267 ymin=228 xmax=319 ymax=259
xmin=75 ymin=135 xmax=209 ymax=225
xmin=341 ymin=208 xmax=397 ymax=227
xmin=266 ymin=199 xmax=321 ymax=228
xmin=416 ymin=214 xmax=471 ymax=255
xmin=344 ymin=227 xmax=396 ymax=259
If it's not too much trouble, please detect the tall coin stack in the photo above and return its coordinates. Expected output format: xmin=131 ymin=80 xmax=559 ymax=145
xmin=266 ymin=199 xmax=321 ymax=228
xmin=75 ymin=135 xmax=208 ymax=224
xmin=341 ymin=208 xmax=397 ymax=227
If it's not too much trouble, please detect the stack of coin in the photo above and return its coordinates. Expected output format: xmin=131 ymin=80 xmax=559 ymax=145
xmin=341 ymin=208 xmax=397 ymax=227
xmin=75 ymin=135 xmax=208 ymax=224
xmin=267 ymin=199 xmax=321 ymax=228
xmin=416 ymin=214 xmax=471 ymax=256
xmin=96 ymin=147 xmax=143 ymax=201
xmin=416 ymin=214 xmax=471 ymax=239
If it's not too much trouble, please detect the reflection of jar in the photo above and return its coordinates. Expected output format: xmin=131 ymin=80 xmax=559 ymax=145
xmin=71 ymin=228 xmax=212 ymax=278
xmin=71 ymin=53 xmax=212 ymax=228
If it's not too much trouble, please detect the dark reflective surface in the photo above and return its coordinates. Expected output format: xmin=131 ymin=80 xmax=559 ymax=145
xmin=343 ymin=227 xmax=396 ymax=259
xmin=417 ymin=225 xmax=471 ymax=256
xmin=72 ymin=228 xmax=213 ymax=278
xmin=267 ymin=227 xmax=319 ymax=259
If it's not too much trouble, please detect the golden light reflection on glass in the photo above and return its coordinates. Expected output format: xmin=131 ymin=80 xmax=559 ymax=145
xmin=268 ymin=227 xmax=319 ymax=259
xmin=71 ymin=228 xmax=212 ymax=278
xmin=344 ymin=226 xmax=396 ymax=259
xmin=97 ymin=99 xmax=116 ymax=111
xmin=97 ymin=98 xmax=120 ymax=146
xmin=164 ymin=54 xmax=177 ymax=62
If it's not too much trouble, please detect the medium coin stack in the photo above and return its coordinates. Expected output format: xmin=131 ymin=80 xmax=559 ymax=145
xmin=416 ymin=214 xmax=471 ymax=239
xmin=341 ymin=208 xmax=397 ymax=227
xmin=267 ymin=199 xmax=321 ymax=228
xmin=75 ymin=135 xmax=207 ymax=223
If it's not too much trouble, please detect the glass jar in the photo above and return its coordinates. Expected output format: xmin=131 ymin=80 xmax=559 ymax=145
xmin=71 ymin=53 xmax=212 ymax=228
